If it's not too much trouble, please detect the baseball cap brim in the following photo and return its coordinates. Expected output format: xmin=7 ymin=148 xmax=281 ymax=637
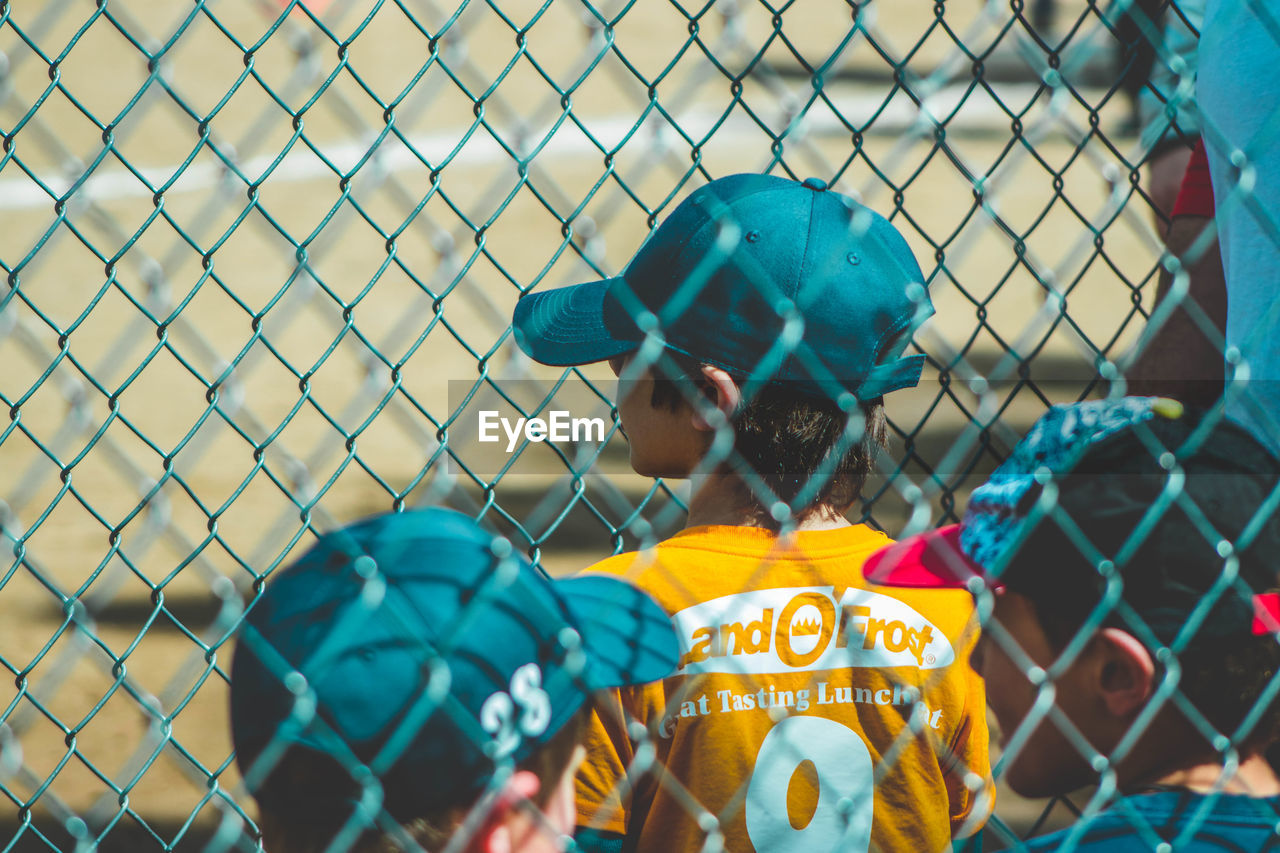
xmin=512 ymin=279 xmax=640 ymax=366
xmin=553 ymin=574 xmax=680 ymax=688
xmin=862 ymin=524 xmax=1004 ymax=592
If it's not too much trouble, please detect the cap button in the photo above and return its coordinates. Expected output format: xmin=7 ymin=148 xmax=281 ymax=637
xmin=801 ymin=177 xmax=828 ymax=191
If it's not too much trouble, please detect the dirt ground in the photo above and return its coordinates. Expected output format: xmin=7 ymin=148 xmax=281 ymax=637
xmin=0 ymin=0 xmax=1164 ymax=848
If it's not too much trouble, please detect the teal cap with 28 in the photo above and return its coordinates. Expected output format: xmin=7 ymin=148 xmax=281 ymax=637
xmin=230 ymin=507 xmax=679 ymax=820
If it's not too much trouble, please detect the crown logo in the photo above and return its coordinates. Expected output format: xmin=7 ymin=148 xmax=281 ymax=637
xmin=791 ymin=618 xmax=822 ymax=636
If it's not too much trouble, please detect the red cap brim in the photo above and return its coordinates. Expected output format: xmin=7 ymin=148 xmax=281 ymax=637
xmin=1252 ymin=592 xmax=1280 ymax=635
xmin=862 ymin=524 xmax=1003 ymax=591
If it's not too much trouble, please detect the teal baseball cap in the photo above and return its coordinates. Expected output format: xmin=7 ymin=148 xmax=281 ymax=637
xmin=230 ymin=507 xmax=679 ymax=820
xmin=512 ymin=173 xmax=933 ymax=400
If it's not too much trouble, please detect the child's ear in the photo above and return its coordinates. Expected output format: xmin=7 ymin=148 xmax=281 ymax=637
xmin=1094 ymin=627 xmax=1156 ymax=718
xmin=691 ymin=365 xmax=741 ymax=432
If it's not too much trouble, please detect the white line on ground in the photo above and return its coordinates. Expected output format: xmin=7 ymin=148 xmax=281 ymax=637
xmin=0 ymin=83 xmax=1077 ymax=212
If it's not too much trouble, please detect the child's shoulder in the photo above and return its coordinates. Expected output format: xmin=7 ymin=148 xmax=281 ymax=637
xmin=580 ymin=536 xmax=682 ymax=577
xmin=582 ymin=549 xmax=650 ymax=577
xmin=575 ymin=530 xmax=716 ymax=591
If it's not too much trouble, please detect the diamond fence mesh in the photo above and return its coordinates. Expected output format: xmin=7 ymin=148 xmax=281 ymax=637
xmin=1 ymin=0 xmax=1274 ymax=850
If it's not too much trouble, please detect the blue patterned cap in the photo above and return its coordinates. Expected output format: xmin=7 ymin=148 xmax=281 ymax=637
xmin=959 ymin=397 xmax=1184 ymax=574
xmin=865 ymin=397 xmax=1280 ymax=643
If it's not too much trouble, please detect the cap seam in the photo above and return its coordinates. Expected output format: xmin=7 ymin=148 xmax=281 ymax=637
xmin=671 ymin=179 xmax=787 ymax=277
xmin=776 ymin=189 xmax=817 ymax=383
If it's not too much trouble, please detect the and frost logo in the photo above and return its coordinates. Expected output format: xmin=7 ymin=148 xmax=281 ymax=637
xmin=673 ymin=587 xmax=955 ymax=674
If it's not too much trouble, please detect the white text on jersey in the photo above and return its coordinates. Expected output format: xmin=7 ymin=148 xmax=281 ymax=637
xmin=672 ymin=587 xmax=956 ymax=674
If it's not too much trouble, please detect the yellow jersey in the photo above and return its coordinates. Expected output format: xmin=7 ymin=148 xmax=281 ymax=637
xmin=575 ymin=524 xmax=992 ymax=853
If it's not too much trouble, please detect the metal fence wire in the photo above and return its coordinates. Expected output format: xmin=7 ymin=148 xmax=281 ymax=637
xmin=1 ymin=0 xmax=1274 ymax=850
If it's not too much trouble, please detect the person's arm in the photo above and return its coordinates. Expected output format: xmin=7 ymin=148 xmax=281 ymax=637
xmin=1148 ymin=145 xmax=1195 ymax=230
xmin=1127 ymin=216 xmax=1225 ymax=406
xmin=1136 ymin=0 xmax=1203 ymax=229
xmin=1127 ymin=139 xmax=1227 ymax=407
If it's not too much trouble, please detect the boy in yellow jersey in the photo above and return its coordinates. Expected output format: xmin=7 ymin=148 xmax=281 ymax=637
xmin=510 ymin=173 xmax=991 ymax=852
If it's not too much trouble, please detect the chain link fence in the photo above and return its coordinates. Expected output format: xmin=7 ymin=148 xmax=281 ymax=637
xmin=1 ymin=0 xmax=1260 ymax=849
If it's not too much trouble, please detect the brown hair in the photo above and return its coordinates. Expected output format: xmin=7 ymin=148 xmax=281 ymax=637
xmin=647 ymin=353 xmax=887 ymax=524
xmin=254 ymin=709 xmax=589 ymax=853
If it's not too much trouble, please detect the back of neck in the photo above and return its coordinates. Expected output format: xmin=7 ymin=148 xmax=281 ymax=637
xmin=684 ymin=472 xmax=854 ymax=531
